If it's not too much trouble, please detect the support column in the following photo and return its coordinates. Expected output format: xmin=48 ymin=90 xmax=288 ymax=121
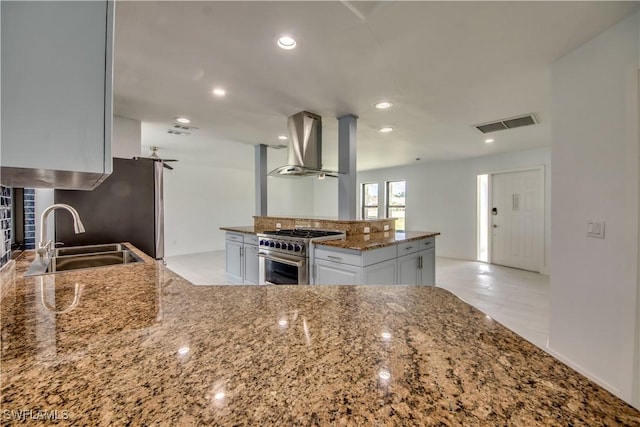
xmin=338 ymin=114 xmax=358 ymax=220
xmin=255 ymin=144 xmax=267 ymax=216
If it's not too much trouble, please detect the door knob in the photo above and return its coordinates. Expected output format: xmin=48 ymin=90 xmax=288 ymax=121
xmin=493 ymin=224 xmax=498 ymax=228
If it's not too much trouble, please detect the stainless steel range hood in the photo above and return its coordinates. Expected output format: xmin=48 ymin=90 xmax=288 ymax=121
xmin=268 ymin=111 xmax=339 ymax=178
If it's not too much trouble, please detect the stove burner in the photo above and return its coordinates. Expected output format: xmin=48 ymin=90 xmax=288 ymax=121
xmin=262 ymin=229 xmax=344 ymax=239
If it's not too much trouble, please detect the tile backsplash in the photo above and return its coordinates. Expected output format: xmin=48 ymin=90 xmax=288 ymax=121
xmin=23 ymin=189 xmax=35 ymax=249
xmin=1 ymin=186 xmax=12 ymax=268
xmin=253 ymin=216 xmax=396 ymax=235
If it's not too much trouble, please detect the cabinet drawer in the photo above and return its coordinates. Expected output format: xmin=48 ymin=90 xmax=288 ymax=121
xmin=225 ymin=232 xmax=244 ymax=243
xmin=418 ymin=237 xmax=435 ymax=250
xmin=244 ymin=234 xmax=259 ymax=246
xmin=315 ymin=247 xmax=362 ymax=267
xmin=361 ymin=245 xmax=397 ymax=266
xmin=397 ymin=241 xmax=421 ymax=255
xmin=315 ymin=244 xmax=396 ymax=267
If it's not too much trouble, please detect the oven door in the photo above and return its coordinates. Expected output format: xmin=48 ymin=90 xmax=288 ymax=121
xmin=258 ymin=251 xmax=307 ymax=285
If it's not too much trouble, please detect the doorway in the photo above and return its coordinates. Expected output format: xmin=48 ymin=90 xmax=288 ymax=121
xmin=477 ymin=167 xmax=544 ymax=272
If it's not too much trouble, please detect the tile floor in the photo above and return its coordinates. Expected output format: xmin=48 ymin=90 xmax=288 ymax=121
xmin=165 ymin=251 xmax=550 ymax=350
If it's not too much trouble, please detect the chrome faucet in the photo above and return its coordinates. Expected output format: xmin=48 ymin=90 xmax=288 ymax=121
xmin=37 ymin=204 xmax=85 ymax=258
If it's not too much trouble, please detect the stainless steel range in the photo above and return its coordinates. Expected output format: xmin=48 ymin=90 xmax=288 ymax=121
xmin=257 ymin=229 xmax=345 ymax=285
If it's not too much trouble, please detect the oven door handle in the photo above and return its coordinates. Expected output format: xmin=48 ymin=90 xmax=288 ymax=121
xmin=258 ymin=253 xmax=305 ymax=267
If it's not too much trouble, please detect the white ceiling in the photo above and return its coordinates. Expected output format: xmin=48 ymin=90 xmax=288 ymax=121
xmin=114 ymin=1 xmax=638 ymax=171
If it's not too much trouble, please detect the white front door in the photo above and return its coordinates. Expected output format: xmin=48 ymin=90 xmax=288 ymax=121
xmin=491 ymin=169 xmax=542 ymax=272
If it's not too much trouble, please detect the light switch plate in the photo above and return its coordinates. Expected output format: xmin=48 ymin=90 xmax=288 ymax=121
xmin=383 ymin=225 xmax=390 ymax=231
xmin=586 ymin=221 xmax=605 ymax=239
xmin=364 ymin=226 xmax=370 ymax=234
xmin=276 ymin=222 xmax=281 ymax=229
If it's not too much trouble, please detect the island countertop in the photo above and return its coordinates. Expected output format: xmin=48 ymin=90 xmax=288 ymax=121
xmin=220 ymin=227 xmax=441 ymax=251
xmin=1 ymin=248 xmax=638 ymax=425
xmin=219 ymin=225 xmax=258 ymax=234
xmin=313 ymin=231 xmax=441 ymax=251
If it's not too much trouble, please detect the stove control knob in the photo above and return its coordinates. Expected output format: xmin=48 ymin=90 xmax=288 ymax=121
xmin=269 ymin=241 xmax=275 ymax=248
xmin=287 ymin=243 xmax=294 ymax=251
xmin=259 ymin=240 xmax=265 ymax=246
xmin=294 ymin=244 xmax=302 ymax=252
xmin=275 ymin=242 xmax=281 ymax=249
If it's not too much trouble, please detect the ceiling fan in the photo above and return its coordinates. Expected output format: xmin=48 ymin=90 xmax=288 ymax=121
xmin=135 ymin=146 xmax=178 ymax=170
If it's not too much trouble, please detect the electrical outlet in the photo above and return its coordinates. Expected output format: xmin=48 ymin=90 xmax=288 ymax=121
xmin=276 ymin=222 xmax=281 ymax=229
xmin=383 ymin=225 xmax=390 ymax=231
xmin=364 ymin=227 xmax=370 ymax=234
xmin=586 ymin=221 xmax=605 ymax=239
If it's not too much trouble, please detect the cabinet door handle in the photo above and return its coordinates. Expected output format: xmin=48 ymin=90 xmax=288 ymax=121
xmin=405 ymin=246 xmax=413 ymax=250
xmin=419 ymin=255 xmax=423 ymax=270
xmin=327 ymin=255 xmax=342 ymax=261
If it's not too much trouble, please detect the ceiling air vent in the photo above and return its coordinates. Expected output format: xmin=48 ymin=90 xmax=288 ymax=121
xmin=474 ymin=114 xmax=538 ymax=134
xmin=172 ymin=123 xmax=199 ymax=131
xmin=167 ymin=129 xmax=190 ymax=136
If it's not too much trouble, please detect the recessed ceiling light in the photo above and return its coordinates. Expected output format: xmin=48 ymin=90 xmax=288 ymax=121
xmin=278 ymin=135 xmax=288 ymax=140
xmin=277 ymin=35 xmax=296 ymax=50
xmin=175 ymin=117 xmax=190 ymax=124
xmin=374 ymin=101 xmax=393 ymax=110
xmin=485 ymin=138 xmax=494 ymax=143
xmin=212 ymin=88 xmax=226 ymax=97
xmin=379 ymin=127 xmax=394 ymax=133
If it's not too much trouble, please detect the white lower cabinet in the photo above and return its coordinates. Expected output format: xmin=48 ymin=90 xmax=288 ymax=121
xmin=315 ymin=259 xmax=361 ymax=285
xmin=225 ymin=232 xmax=259 ymax=284
xmin=397 ymin=252 xmax=421 ymax=285
xmin=243 ymin=244 xmax=259 ymax=285
xmin=363 ymin=258 xmax=397 ymax=285
xmin=421 ymin=248 xmax=435 ymax=285
xmin=225 ymin=239 xmax=243 ymax=282
xmin=313 ymin=237 xmax=436 ymax=286
xmin=314 ymin=245 xmax=397 ymax=285
xmin=397 ymin=249 xmax=435 ymax=285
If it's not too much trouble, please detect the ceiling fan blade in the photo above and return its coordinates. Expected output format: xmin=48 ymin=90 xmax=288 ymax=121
xmin=162 ymin=162 xmax=174 ymax=170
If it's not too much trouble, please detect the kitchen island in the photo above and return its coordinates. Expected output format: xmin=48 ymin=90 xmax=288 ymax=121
xmin=1 ymin=248 xmax=639 ymax=425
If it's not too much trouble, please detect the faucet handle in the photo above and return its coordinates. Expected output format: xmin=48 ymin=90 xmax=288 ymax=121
xmin=36 ymin=240 xmax=53 ymax=259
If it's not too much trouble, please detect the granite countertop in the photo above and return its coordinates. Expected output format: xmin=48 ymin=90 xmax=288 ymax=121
xmin=314 ymin=231 xmax=441 ymax=251
xmin=1 ymin=248 xmax=639 ymax=425
xmin=219 ymin=225 xmax=258 ymax=234
xmin=221 ymin=227 xmax=441 ymax=251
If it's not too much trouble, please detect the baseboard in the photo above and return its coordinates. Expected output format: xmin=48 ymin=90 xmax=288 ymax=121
xmin=544 ymin=344 xmax=633 ymax=406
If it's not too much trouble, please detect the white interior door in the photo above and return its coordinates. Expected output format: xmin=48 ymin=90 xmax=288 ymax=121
xmin=491 ymin=169 xmax=542 ymax=272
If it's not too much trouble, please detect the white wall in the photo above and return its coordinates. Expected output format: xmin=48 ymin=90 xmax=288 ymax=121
xmin=112 ymin=116 xmax=141 ymax=158
xmin=159 ymin=139 xmax=255 ymax=256
xmin=266 ymin=148 xmax=316 ymax=217
xmin=549 ymin=12 xmax=639 ymax=407
xmin=357 ymin=147 xmax=551 ymax=271
xmin=313 ymin=178 xmax=339 ymax=218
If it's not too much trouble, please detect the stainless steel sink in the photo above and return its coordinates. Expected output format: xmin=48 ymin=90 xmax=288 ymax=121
xmin=47 ymin=250 xmax=142 ymax=273
xmin=24 ymin=244 xmax=143 ymax=276
xmin=54 ymin=243 xmax=125 ymax=257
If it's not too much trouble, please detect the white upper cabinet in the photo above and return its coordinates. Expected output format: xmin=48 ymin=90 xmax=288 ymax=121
xmin=1 ymin=1 xmax=114 ymax=189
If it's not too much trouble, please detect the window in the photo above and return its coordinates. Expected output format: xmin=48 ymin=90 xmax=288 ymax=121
xmin=361 ymin=183 xmax=379 ymax=219
xmin=386 ymin=180 xmax=406 ymax=231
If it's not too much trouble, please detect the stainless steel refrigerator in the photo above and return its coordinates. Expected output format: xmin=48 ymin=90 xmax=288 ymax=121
xmin=54 ymin=158 xmax=164 ymax=259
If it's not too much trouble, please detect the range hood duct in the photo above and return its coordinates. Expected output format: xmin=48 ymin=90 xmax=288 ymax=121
xmin=268 ymin=111 xmax=339 ymax=178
